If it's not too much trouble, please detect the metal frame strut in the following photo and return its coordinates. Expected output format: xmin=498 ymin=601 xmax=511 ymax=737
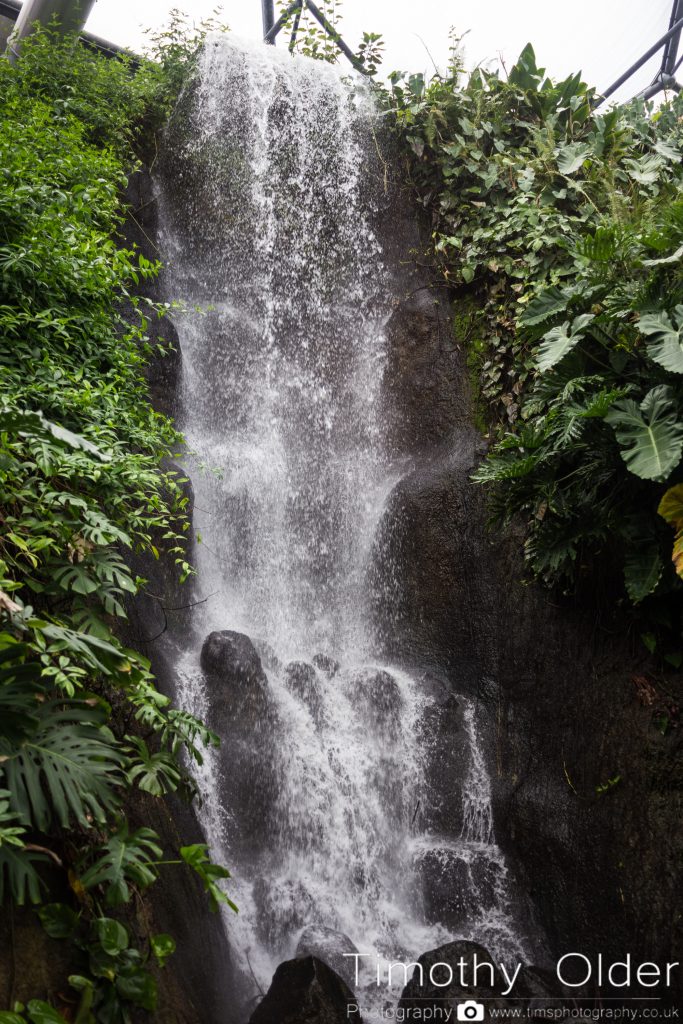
xmin=596 ymin=0 xmax=683 ymax=106
xmin=262 ymin=0 xmax=368 ymax=74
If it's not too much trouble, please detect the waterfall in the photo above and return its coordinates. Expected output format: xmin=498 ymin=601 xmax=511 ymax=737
xmin=157 ymin=34 xmax=531 ymax=1013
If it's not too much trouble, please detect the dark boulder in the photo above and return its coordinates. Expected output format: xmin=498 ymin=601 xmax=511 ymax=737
xmin=249 ymin=956 xmax=361 ymax=1024
xmin=201 ymin=629 xmax=272 ymax=733
xmin=201 ymin=632 xmax=277 ymax=856
xmin=313 ymin=653 xmax=340 ymax=678
xmin=399 ymin=941 xmax=508 ymax=1016
xmin=348 ymin=668 xmax=402 ymax=737
xmin=284 ymin=661 xmax=324 ymax=723
xmin=201 ymin=629 xmax=266 ymax=683
xmin=295 ymin=925 xmax=359 ymax=989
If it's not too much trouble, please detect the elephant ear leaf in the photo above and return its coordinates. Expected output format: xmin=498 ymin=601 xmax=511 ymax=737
xmin=556 ymin=142 xmax=592 ymax=175
xmin=536 ymin=313 xmax=594 ymax=371
xmin=639 ymin=305 xmax=683 ymax=374
xmin=658 ymin=484 xmax=683 ymax=580
xmin=606 ymin=385 xmax=683 ymax=481
xmin=623 ymin=543 xmax=663 ymax=602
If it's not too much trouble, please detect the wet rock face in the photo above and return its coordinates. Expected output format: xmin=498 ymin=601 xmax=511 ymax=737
xmin=119 ymin=169 xmax=182 ymax=418
xmin=295 ymin=925 xmax=359 ymax=990
xmin=383 ymin=288 xmax=467 ymax=458
xmin=416 ymin=846 xmax=498 ymax=931
xmin=373 ymin=370 xmax=683 ymax=998
xmin=253 ymin=877 xmax=318 ymax=951
xmin=313 ymin=653 xmax=339 ymax=678
xmin=370 ymin=449 xmax=489 ymax=685
xmin=417 ymin=690 xmax=467 ymax=834
xmin=348 ymin=668 xmax=402 ymax=737
xmin=249 ymin=956 xmax=361 ymax=1024
xmin=201 ymin=631 xmax=277 ymax=856
xmin=201 ymin=629 xmax=266 ymax=683
xmin=284 ymin=661 xmax=324 ymax=723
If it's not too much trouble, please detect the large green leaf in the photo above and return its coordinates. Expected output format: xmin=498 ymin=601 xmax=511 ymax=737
xmin=180 ymin=844 xmax=237 ymax=913
xmin=638 ymin=305 xmax=683 ymax=374
xmin=519 ymin=286 xmax=570 ymax=327
xmin=0 ymin=844 xmax=45 ymax=905
xmin=0 ymin=642 xmax=42 ymax=745
xmin=96 ymin=917 xmax=129 ymax=955
xmin=536 ymin=314 xmax=594 ymax=372
xmin=624 ymin=153 xmax=664 ymax=184
xmin=26 ymin=1003 xmax=68 ymax=1024
xmin=556 ymin=142 xmax=592 ymax=175
xmin=0 ymin=407 xmax=109 ymax=462
xmin=508 ymin=43 xmax=543 ymax=91
xmin=623 ymin=544 xmax=663 ymax=603
xmin=126 ymin=737 xmax=181 ymax=797
xmin=115 ymin=969 xmax=157 ymax=1011
xmin=80 ymin=824 xmax=162 ymax=906
xmin=606 ymin=386 xmax=683 ymax=481
xmin=3 ymin=703 xmax=125 ymax=831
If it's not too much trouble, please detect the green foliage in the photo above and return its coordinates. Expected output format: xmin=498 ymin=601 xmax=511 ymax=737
xmin=388 ymin=41 xmax=683 ymax=629
xmin=180 ymin=844 xmax=238 ymax=913
xmin=35 ymin=909 xmax=168 ymax=1020
xmin=606 ymin=386 xmax=683 ymax=482
xmin=3 ymin=700 xmax=125 ymax=831
xmin=142 ymin=6 xmax=229 ymax=125
xmin=80 ymin=823 xmax=164 ymax=906
xmin=639 ymin=305 xmax=683 ymax=373
xmin=276 ymin=0 xmax=383 ymax=74
xmin=0 ymin=23 xmax=233 ymax=1022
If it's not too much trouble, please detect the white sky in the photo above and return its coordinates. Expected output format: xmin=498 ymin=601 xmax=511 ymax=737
xmin=83 ymin=0 xmax=678 ymax=105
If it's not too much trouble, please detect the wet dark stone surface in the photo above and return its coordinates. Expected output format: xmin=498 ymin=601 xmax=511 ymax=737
xmin=373 ymin=389 xmax=683 ymax=997
xmin=253 ymin=878 xmax=318 ymax=951
xmin=201 ymin=629 xmax=266 ymax=686
xmin=284 ymin=661 xmax=324 ymax=723
xmin=417 ymin=846 xmax=498 ymax=930
xmin=417 ymin=690 xmax=467 ymax=834
xmin=313 ymin=653 xmax=340 ymax=678
xmin=201 ymin=631 xmax=278 ymax=856
xmin=348 ymin=668 xmax=402 ymax=738
xmin=398 ymin=941 xmax=508 ymax=1015
xmin=295 ymin=925 xmax=359 ymax=989
xmin=249 ymin=957 xmax=361 ymax=1024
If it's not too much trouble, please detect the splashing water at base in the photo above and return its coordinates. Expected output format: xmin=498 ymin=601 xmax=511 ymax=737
xmin=157 ymin=34 xmax=531 ymax=1010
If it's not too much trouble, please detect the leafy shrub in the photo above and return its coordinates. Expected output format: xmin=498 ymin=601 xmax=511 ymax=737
xmin=0 ymin=22 xmax=233 ymax=1023
xmin=387 ymin=44 xmax=683 ymax=649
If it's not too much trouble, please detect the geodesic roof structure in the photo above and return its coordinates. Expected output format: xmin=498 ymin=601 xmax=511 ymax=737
xmin=596 ymin=0 xmax=683 ymax=105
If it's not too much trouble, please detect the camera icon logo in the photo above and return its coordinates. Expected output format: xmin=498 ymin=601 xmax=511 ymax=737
xmin=457 ymin=1000 xmax=485 ymax=1022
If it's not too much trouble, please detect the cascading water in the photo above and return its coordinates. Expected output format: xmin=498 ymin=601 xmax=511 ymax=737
xmin=157 ymin=34 xmax=532 ymax=1013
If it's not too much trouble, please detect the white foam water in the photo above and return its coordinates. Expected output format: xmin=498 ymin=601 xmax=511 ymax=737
xmin=157 ymin=34 xmax=531 ymax=1011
